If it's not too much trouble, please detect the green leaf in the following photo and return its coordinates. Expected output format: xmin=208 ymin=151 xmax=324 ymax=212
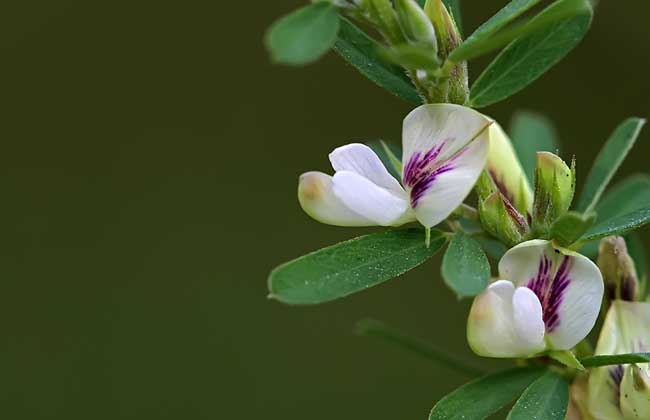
xmin=268 ymin=228 xmax=445 ymax=305
xmin=581 ymin=207 xmax=650 ymax=243
xmin=265 ymin=3 xmax=340 ymax=65
xmin=595 ymin=174 xmax=650 ymax=225
xmin=442 ymin=232 xmax=490 ymax=297
xmin=356 ymin=318 xmax=485 ymax=377
xmin=577 ymin=118 xmax=646 ymax=213
xmin=463 ymin=0 xmax=541 ymax=50
xmin=550 ymin=211 xmax=596 ymax=247
xmin=626 ymin=232 xmax=647 ymax=287
xmin=510 ymin=110 xmax=560 ymax=185
xmin=367 ymin=140 xmax=403 ymax=181
xmin=429 ymin=368 xmax=544 ymax=420
xmin=334 ymin=18 xmax=421 ymax=103
xmin=469 ymin=0 xmax=592 ymax=108
xmin=580 ymin=353 xmax=650 ymax=368
xmin=475 ymin=236 xmax=508 ymax=260
xmin=507 ymin=371 xmax=569 ymax=420
xmin=548 ymin=350 xmax=585 ymax=371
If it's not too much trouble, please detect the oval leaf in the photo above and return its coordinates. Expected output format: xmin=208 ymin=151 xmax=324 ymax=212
xmin=442 ymin=232 xmax=490 ymax=297
xmin=507 ymin=372 xmax=569 ymax=420
xmin=268 ymin=229 xmax=445 ymax=305
xmin=265 ymin=3 xmax=340 ymax=66
xmin=550 ymin=211 xmax=595 ymax=247
xmin=470 ymin=0 xmax=592 ymax=108
xmin=334 ymin=18 xmax=421 ymax=103
xmin=580 ymin=353 xmax=650 ymax=368
xmin=581 ymin=207 xmax=650 ymax=242
xmin=577 ymin=118 xmax=647 ymax=213
xmin=510 ymin=110 xmax=560 ymax=185
xmin=429 ymin=368 xmax=544 ymax=420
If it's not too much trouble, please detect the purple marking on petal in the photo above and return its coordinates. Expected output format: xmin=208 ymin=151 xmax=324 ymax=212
xmin=527 ymin=254 xmax=572 ymax=333
xmin=609 ymin=364 xmax=624 ymax=407
xmin=403 ymin=141 xmax=455 ymax=207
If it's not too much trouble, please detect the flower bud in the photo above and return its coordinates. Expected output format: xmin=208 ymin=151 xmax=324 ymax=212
xmin=394 ymin=0 xmax=437 ymax=50
xmin=424 ymin=0 xmax=467 ymax=104
xmin=532 ymin=152 xmax=576 ymax=235
xmin=486 ymin=123 xmax=534 ymax=217
xmin=479 ymin=191 xmax=529 ymax=247
xmin=365 ymin=0 xmax=406 ymax=44
xmin=597 ymin=236 xmax=639 ymax=302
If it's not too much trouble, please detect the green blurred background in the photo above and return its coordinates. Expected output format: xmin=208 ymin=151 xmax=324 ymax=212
xmin=0 ymin=0 xmax=648 ymax=418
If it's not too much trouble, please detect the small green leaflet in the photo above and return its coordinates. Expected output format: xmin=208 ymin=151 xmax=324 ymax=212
xmin=268 ymin=229 xmax=445 ymax=305
xmin=510 ymin=110 xmax=560 ymax=185
xmin=596 ymin=175 xmax=650 ymax=225
xmin=265 ymin=3 xmax=340 ymax=66
xmin=334 ymin=18 xmax=421 ymax=103
xmin=429 ymin=368 xmax=544 ymax=420
xmin=470 ymin=0 xmax=593 ymax=108
xmin=462 ymin=0 xmax=541 ymax=52
xmin=507 ymin=372 xmax=569 ymax=420
xmin=550 ymin=211 xmax=595 ymax=247
xmin=580 ymin=353 xmax=650 ymax=368
xmin=356 ymin=318 xmax=485 ymax=377
xmin=442 ymin=232 xmax=490 ymax=298
xmin=548 ymin=350 xmax=585 ymax=371
xmin=576 ymin=118 xmax=647 ymax=213
xmin=581 ymin=207 xmax=650 ymax=243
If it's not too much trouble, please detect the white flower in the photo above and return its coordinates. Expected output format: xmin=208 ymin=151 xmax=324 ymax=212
xmin=467 ymin=240 xmax=604 ymax=358
xmin=298 ymin=104 xmax=491 ymax=229
xmin=586 ymin=301 xmax=650 ymax=420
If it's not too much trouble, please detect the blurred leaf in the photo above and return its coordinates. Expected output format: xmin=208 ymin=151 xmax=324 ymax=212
xmin=581 ymin=207 xmax=650 ymax=243
xmin=507 ymin=372 xmax=569 ymax=420
xmin=469 ymin=0 xmax=592 ymax=108
xmin=367 ymin=140 xmax=403 ymax=181
xmin=580 ymin=353 xmax=650 ymax=368
xmin=382 ymin=43 xmax=441 ymax=70
xmin=265 ymin=3 xmax=340 ymax=65
xmin=268 ymin=228 xmax=445 ymax=304
xmin=334 ymin=18 xmax=421 ymax=103
xmin=595 ymin=174 xmax=650 ymax=224
xmin=577 ymin=118 xmax=646 ymax=213
xmin=510 ymin=110 xmax=560 ymax=185
xmin=475 ymin=236 xmax=508 ymax=260
xmin=548 ymin=350 xmax=585 ymax=371
xmin=429 ymin=368 xmax=544 ymax=420
xmin=550 ymin=211 xmax=595 ymax=247
xmin=442 ymin=232 xmax=490 ymax=297
xmin=356 ymin=318 xmax=485 ymax=376
xmin=463 ymin=0 xmax=541 ymax=50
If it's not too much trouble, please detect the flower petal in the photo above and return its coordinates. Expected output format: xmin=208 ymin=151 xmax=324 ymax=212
xmin=402 ymin=104 xmax=492 ymax=169
xmin=467 ymin=280 xmax=545 ymax=358
xmin=406 ymin=135 xmax=488 ymax=228
xmin=499 ymin=240 xmax=604 ymax=350
xmin=331 ymin=170 xmax=413 ymax=226
xmin=587 ymin=301 xmax=650 ymax=420
xmin=298 ymin=172 xmax=375 ymax=226
xmin=329 ymin=143 xmax=404 ymax=195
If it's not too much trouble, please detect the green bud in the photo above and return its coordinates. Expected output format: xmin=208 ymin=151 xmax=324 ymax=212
xmin=532 ymin=152 xmax=576 ymax=235
xmin=394 ymin=0 xmax=437 ymax=50
xmin=479 ymin=190 xmax=529 ymax=247
xmin=364 ymin=0 xmax=406 ymax=44
xmin=598 ymin=236 xmax=639 ymax=302
xmin=423 ymin=0 xmax=467 ymax=104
